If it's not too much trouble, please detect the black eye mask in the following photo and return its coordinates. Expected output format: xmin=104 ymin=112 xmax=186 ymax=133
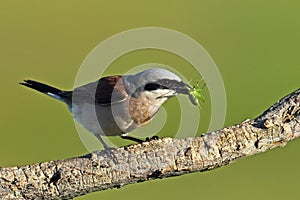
xmin=144 ymin=83 xmax=168 ymax=91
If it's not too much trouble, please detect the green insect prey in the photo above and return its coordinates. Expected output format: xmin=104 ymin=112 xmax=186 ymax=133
xmin=187 ymin=80 xmax=206 ymax=107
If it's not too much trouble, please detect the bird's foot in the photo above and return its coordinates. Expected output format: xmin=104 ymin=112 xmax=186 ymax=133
xmin=146 ymin=135 xmax=159 ymax=142
xmin=100 ymin=146 xmax=119 ymax=164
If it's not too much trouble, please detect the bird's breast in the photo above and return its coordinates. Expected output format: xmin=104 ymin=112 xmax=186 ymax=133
xmin=128 ymin=97 xmax=163 ymax=126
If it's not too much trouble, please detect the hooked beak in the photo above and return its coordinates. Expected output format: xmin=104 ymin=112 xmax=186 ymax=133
xmin=174 ymin=82 xmax=191 ymax=95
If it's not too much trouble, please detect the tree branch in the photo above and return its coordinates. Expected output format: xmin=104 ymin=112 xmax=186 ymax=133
xmin=1 ymin=88 xmax=300 ymax=200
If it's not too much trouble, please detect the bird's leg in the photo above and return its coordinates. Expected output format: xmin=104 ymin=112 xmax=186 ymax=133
xmin=120 ymin=134 xmax=144 ymax=143
xmin=120 ymin=134 xmax=160 ymax=143
xmin=95 ymin=134 xmax=111 ymax=149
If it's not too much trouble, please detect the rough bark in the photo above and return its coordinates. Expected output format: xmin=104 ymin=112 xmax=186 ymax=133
xmin=1 ymin=88 xmax=300 ymax=200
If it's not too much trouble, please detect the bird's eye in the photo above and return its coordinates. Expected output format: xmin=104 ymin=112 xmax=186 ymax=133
xmin=159 ymin=79 xmax=172 ymax=88
xmin=163 ymin=80 xmax=170 ymax=85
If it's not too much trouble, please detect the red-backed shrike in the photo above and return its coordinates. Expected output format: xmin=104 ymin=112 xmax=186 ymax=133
xmin=20 ymin=68 xmax=193 ymax=149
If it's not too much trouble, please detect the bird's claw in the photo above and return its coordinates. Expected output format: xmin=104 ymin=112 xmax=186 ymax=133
xmin=100 ymin=146 xmax=119 ymax=164
xmin=146 ymin=135 xmax=159 ymax=142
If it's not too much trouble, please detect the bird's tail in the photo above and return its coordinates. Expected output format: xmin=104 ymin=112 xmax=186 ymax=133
xmin=20 ymin=80 xmax=72 ymax=103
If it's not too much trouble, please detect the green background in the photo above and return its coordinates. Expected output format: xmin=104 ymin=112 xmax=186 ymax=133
xmin=1 ymin=1 xmax=299 ymax=199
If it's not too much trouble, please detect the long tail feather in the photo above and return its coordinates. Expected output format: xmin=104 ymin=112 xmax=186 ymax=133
xmin=20 ymin=80 xmax=71 ymax=102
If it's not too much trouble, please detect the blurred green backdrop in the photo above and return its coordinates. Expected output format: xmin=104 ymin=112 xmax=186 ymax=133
xmin=0 ymin=1 xmax=299 ymax=199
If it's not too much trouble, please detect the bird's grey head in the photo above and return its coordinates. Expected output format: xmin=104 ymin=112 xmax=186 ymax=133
xmin=122 ymin=68 xmax=189 ymax=99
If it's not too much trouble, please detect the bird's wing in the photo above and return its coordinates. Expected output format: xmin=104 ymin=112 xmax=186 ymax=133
xmin=73 ymin=76 xmax=128 ymax=105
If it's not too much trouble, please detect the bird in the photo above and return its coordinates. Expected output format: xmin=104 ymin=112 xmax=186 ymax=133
xmin=20 ymin=68 xmax=193 ymax=149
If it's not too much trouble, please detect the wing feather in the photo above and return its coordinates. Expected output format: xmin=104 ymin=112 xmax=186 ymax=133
xmin=73 ymin=76 xmax=128 ymax=105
